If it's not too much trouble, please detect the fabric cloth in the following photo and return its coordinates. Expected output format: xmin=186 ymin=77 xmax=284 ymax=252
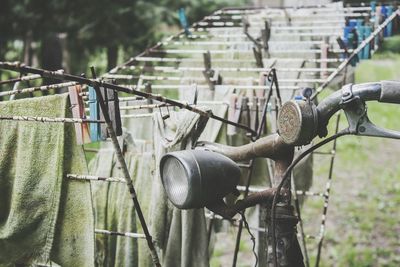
xmin=91 ymin=109 xmax=210 ymax=267
xmin=0 ymin=94 xmax=95 ymax=267
xmin=151 ymin=109 xmax=210 ymax=267
xmin=90 ymin=145 xmax=154 ymax=267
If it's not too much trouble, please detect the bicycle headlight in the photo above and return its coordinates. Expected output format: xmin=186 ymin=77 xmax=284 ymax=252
xmin=160 ymin=150 xmax=241 ymax=209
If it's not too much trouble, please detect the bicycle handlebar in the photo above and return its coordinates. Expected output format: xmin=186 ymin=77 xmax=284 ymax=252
xmin=317 ymin=80 xmax=400 ymax=137
xmin=380 ymin=80 xmax=400 ymax=104
xmin=199 ymin=80 xmax=400 ymax=157
xmin=318 ymin=81 xmax=400 ymax=122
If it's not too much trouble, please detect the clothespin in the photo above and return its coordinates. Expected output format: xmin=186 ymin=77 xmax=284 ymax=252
xmin=227 ymin=95 xmax=249 ymax=136
xmin=376 ymin=5 xmax=385 ymax=46
xmin=68 ymin=85 xmax=91 ymax=145
xmin=258 ymin=72 xmax=268 ymax=98
xmin=371 ymin=1 xmax=377 ymax=13
xmin=363 ymin=26 xmax=372 ymax=59
xmin=88 ymin=86 xmax=102 ymax=142
xmin=252 ymin=47 xmax=264 ymax=68
xmin=261 ymin=20 xmax=271 ymax=56
xmin=349 ymin=19 xmax=357 ymax=29
xmin=349 ymin=27 xmax=359 ymax=64
xmin=337 ymin=37 xmax=355 ymax=67
xmin=393 ymin=1 xmax=400 ymax=34
xmin=97 ymin=86 xmax=122 ymax=139
xmin=192 ymin=84 xmax=198 ymax=105
xmin=320 ymin=37 xmax=329 ymax=79
xmin=107 ymin=83 xmax=122 ymax=137
xmin=144 ymin=83 xmax=153 ymax=113
xmin=343 ymin=26 xmax=351 ymax=46
xmin=227 ymin=94 xmax=238 ymax=136
xmin=242 ymin=16 xmax=264 ymax=66
xmin=241 ymin=96 xmax=250 ymax=129
xmin=202 ymin=51 xmax=222 ymax=91
xmin=90 ymin=67 xmax=122 ymax=139
xmin=356 ymin=21 xmax=365 ymax=60
xmin=251 ymin=96 xmax=259 ymax=134
xmin=159 ymin=105 xmax=170 ymax=121
xmin=386 ymin=6 xmax=393 ymax=36
xmin=179 ymin=8 xmax=191 ymax=36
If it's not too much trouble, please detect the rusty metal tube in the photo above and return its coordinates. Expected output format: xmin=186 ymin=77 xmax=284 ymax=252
xmin=196 ymin=133 xmax=292 ymax=162
xmin=206 ymin=187 xmax=286 ymax=219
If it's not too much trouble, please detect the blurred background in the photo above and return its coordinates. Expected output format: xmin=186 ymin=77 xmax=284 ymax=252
xmin=1 ymin=0 xmax=399 ymax=266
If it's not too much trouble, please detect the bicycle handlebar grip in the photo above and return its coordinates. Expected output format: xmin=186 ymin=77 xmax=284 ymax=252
xmin=379 ymin=81 xmax=400 ymax=104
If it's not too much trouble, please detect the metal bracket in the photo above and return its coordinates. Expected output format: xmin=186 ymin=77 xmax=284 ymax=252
xmin=341 ymin=84 xmax=400 ymax=139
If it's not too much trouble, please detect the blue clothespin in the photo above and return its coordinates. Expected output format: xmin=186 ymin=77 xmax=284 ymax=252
xmin=348 ymin=33 xmax=357 ymax=66
xmin=356 ymin=20 xmax=365 ymax=60
xmin=349 ymin=19 xmax=358 ymax=29
xmin=381 ymin=5 xmax=389 ymax=36
xmin=88 ymin=86 xmax=102 ymax=142
xmin=363 ymin=26 xmax=372 ymax=59
xmin=179 ymin=8 xmax=191 ymax=36
xmin=386 ymin=6 xmax=393 ymax=36
xmin=371 ymin=1 xmax=377 ymax=13
xmin=343 ymin=26 xmax=351 ymax=46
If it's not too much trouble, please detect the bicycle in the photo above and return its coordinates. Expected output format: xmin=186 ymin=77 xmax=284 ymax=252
xmin=159 ymin=80 xmax=400 ymax=266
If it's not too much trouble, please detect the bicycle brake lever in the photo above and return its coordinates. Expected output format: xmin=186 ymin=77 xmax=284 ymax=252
xmin=343 ymin=91 xmax=400 ymax=139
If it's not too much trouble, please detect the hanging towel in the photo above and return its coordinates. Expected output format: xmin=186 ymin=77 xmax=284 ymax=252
xmin=90 ymin=133 xmax=156 ymax=267
xmin=90 ymin=108 xmax=210 ymax=267
xmin=0 ymin=94 xmax=95 ymax=267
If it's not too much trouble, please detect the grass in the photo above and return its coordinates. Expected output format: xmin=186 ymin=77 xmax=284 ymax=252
xmin=303 ymin=36 xmax=400 ymax=267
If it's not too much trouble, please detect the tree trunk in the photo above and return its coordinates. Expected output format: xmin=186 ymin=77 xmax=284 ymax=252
xmin=107 ymin=44 xmax=118 ymax=72
xmin=41 ymin=33 xmax=63 ymax=94
xmin=23 ymin=31 xmax=33 ymax=65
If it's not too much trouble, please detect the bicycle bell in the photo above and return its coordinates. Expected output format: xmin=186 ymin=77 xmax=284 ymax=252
xmin=277 ymin=98 xmax=318 ymax=146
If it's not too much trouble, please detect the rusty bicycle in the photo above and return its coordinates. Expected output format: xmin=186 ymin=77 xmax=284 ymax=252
xmin=160 ymin=80 xmax=400 ymax=266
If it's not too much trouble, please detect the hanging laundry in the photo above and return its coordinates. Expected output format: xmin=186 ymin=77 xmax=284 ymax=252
xmin=90 ymin=108 xmax=210 ymax=267
xmin=0 ymin=94 xmax=95 ymax=267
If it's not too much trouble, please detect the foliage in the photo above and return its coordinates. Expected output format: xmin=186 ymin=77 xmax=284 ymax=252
xmin=0 ymin=0 xmax=247 ymax=73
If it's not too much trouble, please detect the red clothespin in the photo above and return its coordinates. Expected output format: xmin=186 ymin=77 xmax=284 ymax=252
xmin=320 ymin=37 xmax=329 ymax=79
xmin=68 ymin=85 xmax=91 ymax=144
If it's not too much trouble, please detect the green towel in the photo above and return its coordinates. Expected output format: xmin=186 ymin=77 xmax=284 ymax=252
xmin=0 ymin=94 xmax=95 ymax=266
xmin=90 ymin=141 xmax=155 ymax=267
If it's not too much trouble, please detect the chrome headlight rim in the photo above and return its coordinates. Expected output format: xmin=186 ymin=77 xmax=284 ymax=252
xmin=160 ymin=152 xmax=202 ymax=209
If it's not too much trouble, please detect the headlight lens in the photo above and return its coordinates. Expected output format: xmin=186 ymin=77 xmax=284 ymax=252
xmin=161 ymin=157 xmax=189 ymax=206
xmin=160 ymin=150 xmax=241 ymax=210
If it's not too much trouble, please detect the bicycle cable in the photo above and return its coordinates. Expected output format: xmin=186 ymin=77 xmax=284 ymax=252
xmin=270 ymin=128 xmax=350 ymax=267
xmin=239 ymin=211 xmax=259 ymax=267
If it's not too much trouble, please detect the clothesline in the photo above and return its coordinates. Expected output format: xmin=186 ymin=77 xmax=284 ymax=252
xmin=157 ymin=40 xmax=327 ymax=46
xmin=0 ymin=74 xmax=42 ymax=85
xmin=108 ymin=65 xmax=337 ymax=73
xmin=105 ymin=75 xmax=326 ymax=84
xmin=67 ymin=173 xmax=327 ymax=198
xmin=0 ymin=81 xmax=78 ymax=97
xmin=148 ymin=48 xmax=346 ymax=54
xmin=0 ymin=115 xmax=104 ymax=124
xmin=95 ymin=229 xmax=146 ymax=239
xmin=128 ymin=56 xmax=344 ymax=63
